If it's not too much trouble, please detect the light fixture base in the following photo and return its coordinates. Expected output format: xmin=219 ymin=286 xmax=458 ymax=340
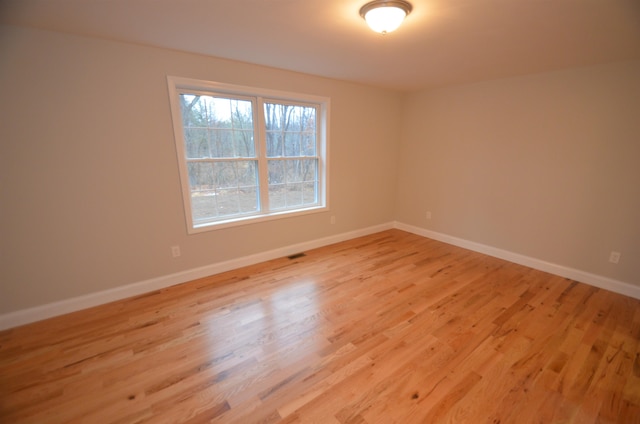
xmin=359 ymin=0 xmax=413 ymax=19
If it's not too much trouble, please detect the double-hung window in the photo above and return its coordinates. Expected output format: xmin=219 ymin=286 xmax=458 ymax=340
xmin=167 ymin=77 xmax=329 ymax=233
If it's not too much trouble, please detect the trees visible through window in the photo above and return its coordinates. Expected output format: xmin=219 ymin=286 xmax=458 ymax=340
xmin=167 ymin=77 xmax=329 ymax=233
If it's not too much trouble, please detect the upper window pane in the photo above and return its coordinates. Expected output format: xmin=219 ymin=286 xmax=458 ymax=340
xmin=264 ymin=103 xmax=317 ymax=158
xmin=180 ymin=94 xmax=255 ymax=159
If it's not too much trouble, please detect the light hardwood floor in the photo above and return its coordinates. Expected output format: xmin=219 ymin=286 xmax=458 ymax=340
xmin=1 ymin=229 xmax=639 ymax=423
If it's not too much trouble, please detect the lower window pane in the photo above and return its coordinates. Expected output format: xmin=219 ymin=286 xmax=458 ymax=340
xmin=191 ymin=191 xmax=218 ymax=222
xmin=303 ymin=182 xmax=317 ymax=203
xmin=188 ymin=162 xmax=215 ymax=192
xmin=285 ymin=183 xmax=303 ymax=207
xmin=238 ymin=187 xmax=259 ymax=213
xmin=268 ymin=183 xmax=286 ymax=210
xmin=188 ymin=160 xmax=259 ymax=222
xmin=267 ymin=160 xmax=284 ymax=184
xmin=269 ymin=183 xmax=309 ymax=210
xmin=268 ymin=158 xmax=319 ymax=210
xmin=216 ymin=188 xmax=240 ymax=215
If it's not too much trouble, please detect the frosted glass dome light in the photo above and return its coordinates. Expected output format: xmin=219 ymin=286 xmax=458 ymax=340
xmin=360 ymin=0 xmax=413 ymax=34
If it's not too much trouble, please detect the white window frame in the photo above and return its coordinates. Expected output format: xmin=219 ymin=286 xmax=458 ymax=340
xmin=167 ymin=76 xmax=330 ymax=233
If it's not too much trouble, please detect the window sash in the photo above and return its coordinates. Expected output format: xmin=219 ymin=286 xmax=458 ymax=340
xmin=168 ymin=77 xmax=329 ymax=233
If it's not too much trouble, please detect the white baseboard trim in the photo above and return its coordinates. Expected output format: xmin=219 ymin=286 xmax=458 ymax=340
xmin=4 ymin=221 xmax=636 ymax=331
xmin=0 ymin=222 xmax=394 ymax=331
xmin=394 ymin=221 xmax=640 ymax=300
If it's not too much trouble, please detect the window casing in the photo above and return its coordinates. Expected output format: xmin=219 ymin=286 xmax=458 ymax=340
xmin=167 ymin=77 xmax=329 ymax=233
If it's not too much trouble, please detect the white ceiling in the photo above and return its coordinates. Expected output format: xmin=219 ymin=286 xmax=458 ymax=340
xmin=2 ymin=0 xmax=640 ymax=91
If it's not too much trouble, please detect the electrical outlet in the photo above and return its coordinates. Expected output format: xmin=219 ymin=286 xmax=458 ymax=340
xmin=609 ymin=251 xmax=621 ymax=264
xmin=330 ymin=215 xmax=336 ymax=224
xmin=426 ymin=211 xmax=432 ymax=220
xmin=171 ymin=245 xmax=181 ymax=258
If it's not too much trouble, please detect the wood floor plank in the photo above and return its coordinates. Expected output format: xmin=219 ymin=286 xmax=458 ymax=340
xmin=1 ymin=229 xmax=639 ymax=423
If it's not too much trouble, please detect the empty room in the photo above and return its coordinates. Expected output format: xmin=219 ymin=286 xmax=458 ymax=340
xmin=1 ymin=0 xmax=639 ymax=422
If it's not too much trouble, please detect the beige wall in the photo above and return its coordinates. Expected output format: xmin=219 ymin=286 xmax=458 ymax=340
xmin=396 ymin=61 xmax=640 ymax=285
xmin=2 ymin=24 xmax=638 ymax=317
xmin=0 ymin=25 xmax=402 ymax=314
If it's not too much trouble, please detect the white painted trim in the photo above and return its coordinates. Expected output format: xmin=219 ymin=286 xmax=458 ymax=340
xmin=5 ymin=220 xmax=635 ymax=331
xmin=0 ymin=222 xmax=394 ymax=331
xmin=394 ymin=221 xmax=640 ymax=300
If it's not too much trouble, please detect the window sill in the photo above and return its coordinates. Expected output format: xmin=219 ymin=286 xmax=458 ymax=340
xmin=188 ymin=205 xmax=329 ymax=234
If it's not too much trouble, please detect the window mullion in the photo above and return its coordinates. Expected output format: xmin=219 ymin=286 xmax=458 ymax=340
xmin=256 ymin=96 xmax=270 ymax=213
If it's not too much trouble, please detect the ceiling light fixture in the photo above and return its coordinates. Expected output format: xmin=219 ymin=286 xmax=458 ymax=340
xmin=359 ymin=0 xmax=413 ymax=34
